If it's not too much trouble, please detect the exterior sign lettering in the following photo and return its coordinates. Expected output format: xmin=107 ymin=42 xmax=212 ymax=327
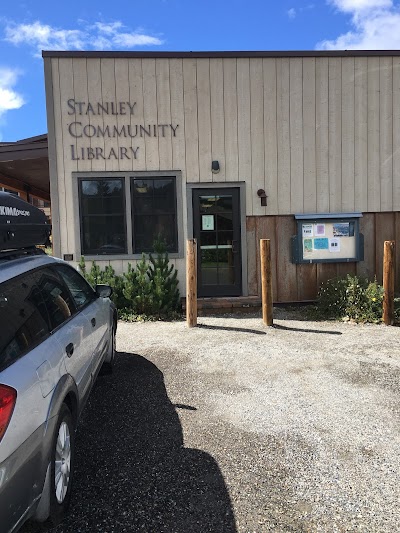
xmin=65 ymin=99 xmax=180 ymax=161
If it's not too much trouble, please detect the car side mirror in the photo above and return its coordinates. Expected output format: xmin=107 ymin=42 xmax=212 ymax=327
xmin=95 ymin=284 xmax=113 ymax=298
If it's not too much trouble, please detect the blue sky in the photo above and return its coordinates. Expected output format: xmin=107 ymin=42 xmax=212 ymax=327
xmin=0 ymin=0 xmax=400 ymax=141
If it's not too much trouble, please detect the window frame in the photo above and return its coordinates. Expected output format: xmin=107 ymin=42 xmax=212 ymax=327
xmin=131 ymin=175 xmax=178 ymax=254
xmin=78 ymin=176 xmax=128 ymax=256
xmin=73 ymin=171 xmax=183 ymax=260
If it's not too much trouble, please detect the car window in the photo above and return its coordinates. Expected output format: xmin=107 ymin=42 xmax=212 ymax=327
xmin=35 ymin=268 xmax=76 ymax=331
xmin=54 ymin=265 xmax=96 ymax=310
xmin=0 ymin=273 xmax=50 ymax=371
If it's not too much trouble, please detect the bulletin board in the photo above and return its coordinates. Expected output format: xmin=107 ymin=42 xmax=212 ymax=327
xmin=291 ymin=213 xmax=364 ymax=264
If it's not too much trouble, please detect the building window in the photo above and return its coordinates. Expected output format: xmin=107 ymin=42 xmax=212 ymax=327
xmin=79 ymin=178 xmax=127 ymax=255
xmin=131 ymin=177 xmax=178 ymax=253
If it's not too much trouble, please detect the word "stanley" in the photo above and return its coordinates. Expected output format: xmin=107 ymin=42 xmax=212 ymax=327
xmin=67 ymin=100 xmax=137 ymax=116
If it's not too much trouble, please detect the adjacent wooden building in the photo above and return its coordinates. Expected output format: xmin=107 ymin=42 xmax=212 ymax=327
xmin=43 ymin=50 xmax=400 ymax=302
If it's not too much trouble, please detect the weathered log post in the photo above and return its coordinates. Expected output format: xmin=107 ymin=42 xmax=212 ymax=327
xmin=260 ymin=239 xmax=273 ymax=326
xmin=383 ymin=240 xmax=395 ymax=326
xmin=186 ymin=239 xmax=197 ymax=327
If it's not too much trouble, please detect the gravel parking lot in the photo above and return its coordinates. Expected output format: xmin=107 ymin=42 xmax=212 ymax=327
xmin=23 ymin=310 xmax=400 ymax=533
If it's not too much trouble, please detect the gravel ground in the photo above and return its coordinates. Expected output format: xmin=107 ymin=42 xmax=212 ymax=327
xmin=22 ymin=310 xmax=400 ymax=533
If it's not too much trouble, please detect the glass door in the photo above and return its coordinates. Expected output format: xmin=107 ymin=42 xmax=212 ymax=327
xmin=192 ymin=188 xmax=242 ymax=297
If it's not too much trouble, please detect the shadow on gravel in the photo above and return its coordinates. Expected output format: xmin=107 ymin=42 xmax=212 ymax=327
xmin=22 ymin=352 xmax=236 ymax=533
xmin=197 ymin=323 xmax=266 ymax=335
xmin=273 ymin=324 xmax=342 ymax=335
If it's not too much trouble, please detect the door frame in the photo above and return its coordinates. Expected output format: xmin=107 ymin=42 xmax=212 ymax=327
xmin=186 ymin=181 xmax=248 ymax=297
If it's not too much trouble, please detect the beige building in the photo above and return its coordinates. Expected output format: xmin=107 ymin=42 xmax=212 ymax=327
xmin=43 ymin=51 xmax=400 ymax=302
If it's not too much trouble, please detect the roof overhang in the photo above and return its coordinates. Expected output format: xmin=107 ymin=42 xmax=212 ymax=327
xmin=0 ymin=134 xmax=50 ymax=201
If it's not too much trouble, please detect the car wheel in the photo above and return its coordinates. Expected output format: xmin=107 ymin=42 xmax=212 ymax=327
xmin=49 ymin=404 xmax=74 ymax=526
xmin=101 ymin=323 xmax=116 ymax=375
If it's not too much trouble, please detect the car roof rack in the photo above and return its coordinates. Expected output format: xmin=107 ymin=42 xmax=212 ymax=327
xmin=0 ymin=192 xmax=51 ymax=252
xmin=0 ymin=247 xmax=46 ymax=262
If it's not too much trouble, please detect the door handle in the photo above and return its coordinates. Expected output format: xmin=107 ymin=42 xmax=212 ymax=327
xmin=66 ymin=343 xmax=74 ymax=357
xmin=232 ymin=240 xmax=239 ymax=254
xmin=91 ymin=317 xmax=96 ymax=327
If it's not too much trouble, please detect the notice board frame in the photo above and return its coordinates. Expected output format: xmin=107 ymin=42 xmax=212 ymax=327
xmin=291 ymin=213 xmax=364 ymax=264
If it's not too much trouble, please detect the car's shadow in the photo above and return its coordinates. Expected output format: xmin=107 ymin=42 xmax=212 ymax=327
xmin=23 ymin=352 xmax=237 ymax=533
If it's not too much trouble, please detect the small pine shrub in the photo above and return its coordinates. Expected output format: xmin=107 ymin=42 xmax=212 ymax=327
xmin=148 ymin=237 xmax=180 ymax=318
xmin=78 ymin=257 xmax=127 ymax=309
xmin=79 ymin=245 xmax=180 ymax=321
xmin=130 ymin=254 xmax=154 ymax=315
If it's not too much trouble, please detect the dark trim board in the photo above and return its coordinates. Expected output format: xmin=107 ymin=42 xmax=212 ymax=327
xmin=42 ymin=50 xmax=400 ymax=59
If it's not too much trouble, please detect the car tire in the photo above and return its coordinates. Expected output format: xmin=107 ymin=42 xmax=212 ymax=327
xmin=101 ymin=322 xmax=116 ymax=375
xmin=48 ymin=404 xmax=75 ymax=526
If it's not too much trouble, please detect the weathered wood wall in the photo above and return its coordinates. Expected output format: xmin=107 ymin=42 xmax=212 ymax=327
xmin=45 ymin=53 xmax=400 ymax=300
xmin=247 ymin=213 xmax=400 ymax=302
xmin=46 ymin=55 xmax=400 ymax=260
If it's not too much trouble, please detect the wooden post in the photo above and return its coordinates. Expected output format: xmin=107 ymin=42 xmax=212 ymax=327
xmin=186 ymin=239 xmax=197 ymax=327
xmin=260 ymin=239 xmax=273 ymax=326
xmin=383 ymin=240 xmax=395 ymax=326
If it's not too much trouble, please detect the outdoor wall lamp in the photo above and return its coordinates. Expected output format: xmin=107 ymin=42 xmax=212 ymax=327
xmin=257 ymin=189 xmax=268 ymax=207
xmin=211 ymin=160 xmax=220 ymax=173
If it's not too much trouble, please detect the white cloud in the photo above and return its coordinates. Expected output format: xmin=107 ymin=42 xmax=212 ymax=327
xmin=287 ymin=8 xmax=297 ymax=18
xmin=330 ymin=0 xmax=392 ymax=12
xmin=0 ymin=67 xmax=24 ymax=140
xmin=0 ymin=67 xmax=24 ymax=118
xmin=3 ymin=20 xmax=163 ymax=56
xmin=318 ymin=0 xmax=400 ymax=49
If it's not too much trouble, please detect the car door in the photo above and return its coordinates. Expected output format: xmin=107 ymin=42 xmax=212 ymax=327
xmin=0 ymin=270 xmax=65 ymax=532
xmin=35 ymin=267 xmax=94 ymax=404
xmin=53 ymin=264 xmax=110 ymax=378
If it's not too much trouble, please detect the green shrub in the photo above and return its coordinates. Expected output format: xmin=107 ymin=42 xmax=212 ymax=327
xmin=79 ymin=244 xmax=181 ymax=321
xmin=148 ymin=237 xmax=180 ymax=318
xmin=316 ymin=274 xmax=385 ymax=323
xmin=78 ymin=258 xmax=127 ymax=309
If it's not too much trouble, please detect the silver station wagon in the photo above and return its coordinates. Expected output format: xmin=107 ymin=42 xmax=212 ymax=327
xmin=0 ymin=192 xmax=117 ymax=532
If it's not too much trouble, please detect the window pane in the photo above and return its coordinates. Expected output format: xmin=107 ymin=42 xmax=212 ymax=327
xmin=79 ymin=178 xmax=127 ymax=255
xmin=81 ymin=179 xmax=123 ymax=198
xmin=134 ymin=214 xmax=177 ymax=252
xmin=36 ymin=269 xmax=75 ymax=331
xmin=55 ymin=265 xmax=95 ymax=309
xmin=132 ymin=177 xmax=178 ymax=253
xmin=82 ymin=215 xmax=126 ymax=254
xmin=201 ymin=267 xmax=218 ymax=285
xmin=133 ymin=179 xmax=153 ymax=196
xmin=199 ymin=196 xmax=216 ymax=214
xmin=216 ymin=213 xmax=233 ymax=231
xmin=218 ymin=267 xmax=236 ymax=285
xmin=133 ymin=195 xmax=153 ymax=214
xmin=0 ymin=274 xmax=50 ymax=370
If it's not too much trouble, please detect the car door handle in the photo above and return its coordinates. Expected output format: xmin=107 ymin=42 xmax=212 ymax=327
xmin=66 ymin=343 xmax=74 ymax=357
xmin=91 ymin=317 xmax=96 ymax=327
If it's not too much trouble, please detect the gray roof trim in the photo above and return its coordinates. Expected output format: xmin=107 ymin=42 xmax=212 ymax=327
xmin=295 ymin=213 xmax=363 ymax=219
xmin=42 ymin=50 xmax=400 ymax=59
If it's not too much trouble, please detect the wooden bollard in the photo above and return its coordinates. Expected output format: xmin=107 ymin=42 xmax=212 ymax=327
xmin=260 ymin=239 xmax=273 ymax=326
xmin=186 ymin=239 xmax=197 ymax=327
xmin=383 ymin=240 xmax=395 ymax=326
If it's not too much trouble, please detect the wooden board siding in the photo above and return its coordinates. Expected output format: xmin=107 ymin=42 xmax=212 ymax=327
xmin=247 ymin=214 xmax=400 ymax=303
xmin=44 ymin=54 xmax=400 ymax=299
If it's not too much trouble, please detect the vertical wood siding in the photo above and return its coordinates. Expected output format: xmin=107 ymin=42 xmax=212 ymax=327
xmin=47 ymin=55 xmax=400 ymax=298
xmin=247 ymin=214 xmax=400 ymax=302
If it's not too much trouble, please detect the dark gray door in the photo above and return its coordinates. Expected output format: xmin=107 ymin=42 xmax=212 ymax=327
xmin=193 ymin=188 xmax=242 ymax=297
